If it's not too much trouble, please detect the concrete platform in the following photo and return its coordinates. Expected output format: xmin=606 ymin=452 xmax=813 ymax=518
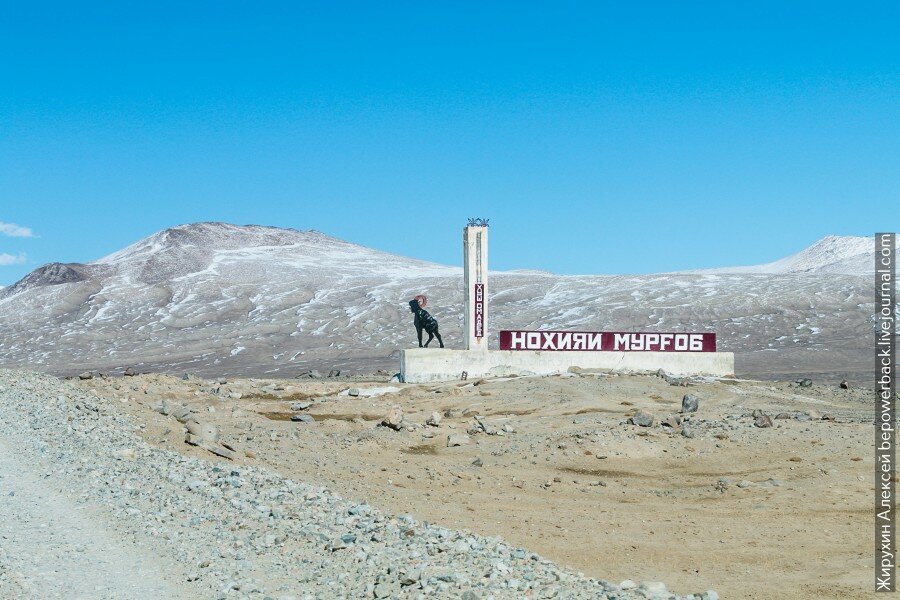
xmin=400 ymin=348 xmax=735 ymax=383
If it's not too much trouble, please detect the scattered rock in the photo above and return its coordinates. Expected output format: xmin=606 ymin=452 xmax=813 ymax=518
xmin=681 ymin=394 xmax=700 ymax=413
xmin=840 ymin=379 xmax=850 ymax=389
xmin=381 ymin=405 xmax=404 ymax=430
xmin=327 ymin=369 xmax=341 ymax=378
xmin=291 ymin=413 xmax=315 ymax=423
xmin=681 ymin=426 xmax=696 ymax=439
xmin=152 ymin=400 xmax=172 ymax=416
xmin=447 ymin=434 xmax=471 ymax=447
xmin=798 ymin=378 xmax=813 ymax=388
xmin=753 ymin=414 xmax=773 ymax=428
xmin=661 ymin=414 xmax=682 ymax=429
xmin=171 ymin=405 xmax=194 ymax=424
xmin=328 ymin=538 xmax=347 ymax=551
xmin=471 ymin=457 xmax=483 ymax=467
xmin=348 ymin=388 xmax=360 ymax=397
xmin=185 ymin=420 xmax=220 ymax=442
xmin=123 ymin=367 xmax=137 ymax=377
xmin=291 ymin=402 xmax=311 ymax=411
xmin=630 ymin=410 xmax=654 ymax=427
xmin=426 ymin=411 xmax=442 ymax=427
xmin=78 ymin=372 xmax=93 ymax=380
xmin=775 ymin=412 xmax=792 ymax=420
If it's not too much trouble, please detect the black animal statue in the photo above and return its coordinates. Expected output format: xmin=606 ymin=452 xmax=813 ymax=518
xmin=409 ymin=299 xmax=444 ymax=348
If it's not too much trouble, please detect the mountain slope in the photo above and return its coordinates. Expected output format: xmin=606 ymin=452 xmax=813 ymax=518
xmin=695 ymin=235 xmax=874 ymax=275
xmin=0 ymin=224 xmax=882 ymax=383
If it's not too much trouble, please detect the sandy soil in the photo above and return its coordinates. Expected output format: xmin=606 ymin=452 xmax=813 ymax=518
xmin=78 ymin=371 xmax=877 ymax=600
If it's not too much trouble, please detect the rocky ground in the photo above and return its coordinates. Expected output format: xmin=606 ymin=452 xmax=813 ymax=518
xmin=16 ymin=366 xmax=880 ymax=599
xmin=0 ymin=369 xmax=728 ymax=600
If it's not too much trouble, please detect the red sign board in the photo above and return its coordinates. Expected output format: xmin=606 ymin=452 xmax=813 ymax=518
xmin=474 ymin=284 xmax=485 ymax=338
xmin=499 ymin=330 xmax=716 ymax=352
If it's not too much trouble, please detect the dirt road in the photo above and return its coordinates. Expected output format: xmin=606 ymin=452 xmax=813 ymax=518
xmin=0 ymin=435 xmax=195 ymax=599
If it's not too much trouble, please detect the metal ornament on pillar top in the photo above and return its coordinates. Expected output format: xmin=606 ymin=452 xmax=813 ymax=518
xmin=463 ymin=219 xmax=489 ymax=351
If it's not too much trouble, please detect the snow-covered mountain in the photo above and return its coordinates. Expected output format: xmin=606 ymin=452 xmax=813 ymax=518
xmin=0 ymin=224 xmax=882 ymax=382
xmin=695 ymin=235 xmax=874 ymax=275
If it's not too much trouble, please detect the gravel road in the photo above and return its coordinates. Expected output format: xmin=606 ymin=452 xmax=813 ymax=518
xmin=0 ymin=437 xmax=194 ymax=599
xmin=0 ymin=369 xmax=715 ymax=599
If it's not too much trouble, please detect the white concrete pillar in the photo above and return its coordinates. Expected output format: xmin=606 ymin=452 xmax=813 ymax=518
xmin=463 ymin=225 xmax=488 ymax=351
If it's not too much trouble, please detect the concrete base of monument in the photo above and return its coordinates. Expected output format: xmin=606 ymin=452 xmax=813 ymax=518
xmin=400 ymin=348 xmax=735 ymax=383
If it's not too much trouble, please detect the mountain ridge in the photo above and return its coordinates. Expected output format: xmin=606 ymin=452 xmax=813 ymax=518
xmin=0 ymin=223 xmax=881 ymax=383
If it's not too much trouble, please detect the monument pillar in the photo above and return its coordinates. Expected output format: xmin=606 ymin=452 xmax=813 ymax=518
xmin=463 ymin=221 xmax=489 ymax=351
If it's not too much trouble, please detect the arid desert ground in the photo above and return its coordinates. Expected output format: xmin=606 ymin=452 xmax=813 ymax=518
xmin=59 ymin=368 xmax=877 ymax=599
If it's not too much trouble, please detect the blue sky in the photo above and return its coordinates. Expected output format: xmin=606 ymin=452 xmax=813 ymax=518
xmin=1 ymin=1 xmax=897 ymax=284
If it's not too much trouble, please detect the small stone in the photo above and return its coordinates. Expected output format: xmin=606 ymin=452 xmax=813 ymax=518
xmin=681 ymin=394 xmax=700 ymax=413
xmin=291 ymin=413 xmax=314 ymax=423
xmin=447 ymin=434 xmax=470 ymax=447
xmin=753 ymin=414 xmax=773 ymax=428
xmin=348 ymin=388 xmax=360 ymax=397
xmin=381 ymin=405 xmax=404 ymax=430
xmin=806 ymin=409 xmax=821 ymax=420
xmin=839 ymin=380 xmax=850 ymax=389
xmin=152 ymin=400 xmax=172 ymax=416
xmin=471 ymin=457 xmax=483 ymax=467
xmin=630 ymin=410 xmax=654 ymax=427
xmin=291 ymin=402 xmax=311 ymax=411
xmin=328 ymin=538 xmax=347 ymax=551
xmin=328 ymin=369 xmax=341 ymax=378
xmin=798 ymin=378 xmax=813 ymax=388
xmin=123 ymin=367 xmax=137 ymax=377
xmin=400 ymin=569 xmax=422 ymax=586
xmin=640 ymin=582 xmax=667 ymax=594
xmin=775 ymin=412 xmax=792 ymax=419
xmin=737 ymin=480 xmax=752 ymax=488
xmin=821 ymin=413 xmax=836 ymax=421
xmin=373 ymin=582 xmax=394 ymax=598
xmin=661 ymin=414 xmax=682 ymax=429
xmin=78 ymin=372 xmax=93 ymax=380
xmin=171 ymin=405 xmax=194 ymax=424
xmin=426 ymin=411 xmax=442 ymax=427
xmin=681 ymin=426 xmax=696 ymax=439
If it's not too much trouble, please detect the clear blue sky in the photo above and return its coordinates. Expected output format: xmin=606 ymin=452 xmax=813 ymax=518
xmin=1 ymin=1 xmax=897 ymax=284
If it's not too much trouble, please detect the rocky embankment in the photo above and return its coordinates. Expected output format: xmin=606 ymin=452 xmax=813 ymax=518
xmin=0 ymin=369 xmax=716 ymax=599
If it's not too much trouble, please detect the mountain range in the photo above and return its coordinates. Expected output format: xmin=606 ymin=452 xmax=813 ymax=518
xmin=0 ymin=223 xmax=881 ymax=383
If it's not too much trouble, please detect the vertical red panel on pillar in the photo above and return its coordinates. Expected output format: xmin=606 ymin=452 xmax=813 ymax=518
xmin=474 ymin=283 xmax=485 ymax=338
